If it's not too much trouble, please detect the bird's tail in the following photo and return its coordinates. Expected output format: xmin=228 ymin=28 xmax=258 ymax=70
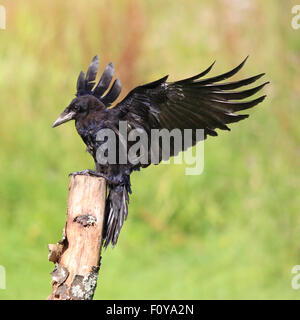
xmin=103 ymin=176 xmax=131 ymax=248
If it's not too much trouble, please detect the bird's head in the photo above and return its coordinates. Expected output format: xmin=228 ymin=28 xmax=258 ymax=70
xmin=52 ymin=55 xmax=121 ymax=128
xmin=52 ymin=95 xmax=103 ymax=128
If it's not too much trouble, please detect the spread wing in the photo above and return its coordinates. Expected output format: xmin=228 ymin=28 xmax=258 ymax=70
xmin=76 ymin=55 xmax=122 ymax=107
xmin=113 ymin=57 xmax=268 ymax=163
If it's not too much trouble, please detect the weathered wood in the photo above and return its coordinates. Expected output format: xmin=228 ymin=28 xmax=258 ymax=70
xmin=48 ymin=175 xmax=106 ymax=300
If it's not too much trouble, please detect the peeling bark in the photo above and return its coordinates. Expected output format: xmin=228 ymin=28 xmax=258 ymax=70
xmin=47 ymin=175 xmax=106 ymax=300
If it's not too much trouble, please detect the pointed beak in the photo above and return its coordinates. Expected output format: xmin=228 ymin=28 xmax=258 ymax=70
xmin=52 ymin=111 xmax=76 ymax=128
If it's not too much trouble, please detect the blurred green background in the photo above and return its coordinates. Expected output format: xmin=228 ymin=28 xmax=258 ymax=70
xmin=0 ymin=0 xmax=299 ymax=300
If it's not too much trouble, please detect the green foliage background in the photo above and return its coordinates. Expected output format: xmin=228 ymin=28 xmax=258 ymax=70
xmin=0 ymin=0 xmax=299 ymax=299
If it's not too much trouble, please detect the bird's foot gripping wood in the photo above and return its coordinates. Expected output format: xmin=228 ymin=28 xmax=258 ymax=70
xmin=69 ymin=169 xmax=116 ymax=185
xmin=69 ymin=169 xmax=104 ymax=178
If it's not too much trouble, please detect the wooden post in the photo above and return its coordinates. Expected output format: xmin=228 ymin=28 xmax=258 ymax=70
xmin=47 ymin=175 xmax=106 ymax=300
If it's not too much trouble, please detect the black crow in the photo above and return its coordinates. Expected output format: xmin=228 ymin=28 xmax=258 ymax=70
xmin=52 ymin=55 xmax=268 ymax=248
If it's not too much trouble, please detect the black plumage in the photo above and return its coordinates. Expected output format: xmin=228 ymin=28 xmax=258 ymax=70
xmin=52 ymin=55 xmax=268 ymax=248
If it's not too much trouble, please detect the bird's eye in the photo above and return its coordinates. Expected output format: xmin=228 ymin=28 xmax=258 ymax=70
xmin=73 ymin=104 xmax=80 ymax=111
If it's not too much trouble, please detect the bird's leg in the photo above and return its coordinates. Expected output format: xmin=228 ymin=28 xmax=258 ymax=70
xmin=69 ymin=169 xmax=117 ymax=185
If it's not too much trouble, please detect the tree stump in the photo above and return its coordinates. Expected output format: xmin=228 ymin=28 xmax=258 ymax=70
xmin=47 ymin=175 xmax=106 ymax=300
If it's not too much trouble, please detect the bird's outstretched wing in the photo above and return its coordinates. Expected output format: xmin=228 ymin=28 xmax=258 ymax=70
xmin=76 ymin=55 xmax=122 ymax=107
xmin=114 ymin=57 xmax=268 ymax=162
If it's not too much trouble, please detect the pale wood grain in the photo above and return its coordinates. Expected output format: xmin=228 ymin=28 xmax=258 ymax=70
xmin=48 ymin=175 xmax=106 ymax=300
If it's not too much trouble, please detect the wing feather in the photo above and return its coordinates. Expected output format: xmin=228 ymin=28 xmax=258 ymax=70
xmin=101 ymin=79 xmax=122 ymax=107
xmin=85 ymin=55 xmax=99 ymax=91
xmin=93 ymin=62 xmax=114 ymax=97
xmin=112 ymin=58 xmax=267 ymax=163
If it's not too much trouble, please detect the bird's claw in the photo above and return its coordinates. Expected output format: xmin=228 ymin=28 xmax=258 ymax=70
xmin=69 ymin=170 xmax=116 ymax=184
xmin=69 ymin=169 xmax=89 ymax=177
xmin=69 ymin=169 xmax=104 ymax=178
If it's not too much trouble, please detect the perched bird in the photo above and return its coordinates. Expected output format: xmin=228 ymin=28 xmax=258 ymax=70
xmin=52 ymin=55 xmax=268 ymax=248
